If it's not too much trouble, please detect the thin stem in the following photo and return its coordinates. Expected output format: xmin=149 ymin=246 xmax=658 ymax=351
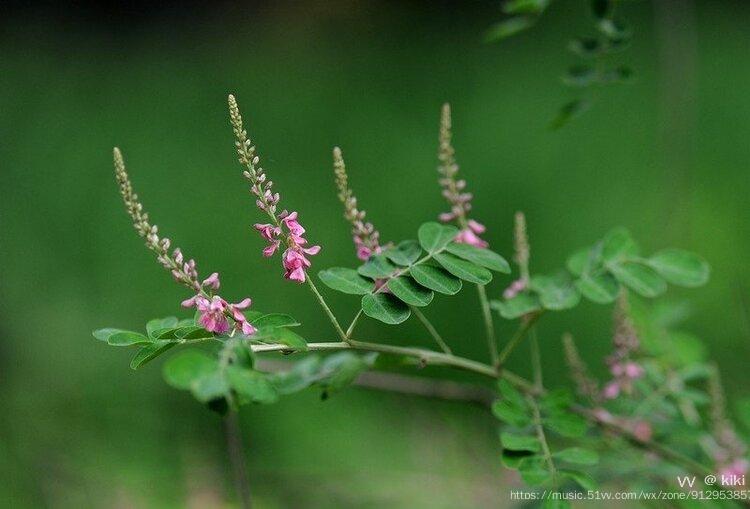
xmin=305 ymin=277 xmax=347 ymax=341
xmin=250 ymin=340 xmax=497 ymax=378
xmin=475 ymin=284 xmax=499 ymax=369
xmin=345 ymin=309 xmax=363 ymax=338
xmin=497 ymin=312 xmax=542 ymax=365
xmin=225 ymin=412 xmax=252 ymax=509
xmin=410 ymin=306 xmax=452 ymax=354
xmin=527 ymin=393 xmax=558 ymax=486
xmin=529 ymin=327 xmax=542 ymax=390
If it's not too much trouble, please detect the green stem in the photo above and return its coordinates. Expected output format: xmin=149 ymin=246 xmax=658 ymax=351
xmin=410 ymin=306 xmax=452 ymax=354
xmin=345 ymin=309 xmax=363 ymax=338
xmin=251 ymin=340 xmax=496 ymax=378
xmin=530 ymin=327 xmax=542 ymax=390
xmin=305 ymin=278 xmax=348 ymax=342
xmin=497 ymin=312 xmax=542 ymax=365
xmin=476 ymin=284 xmax=499 ymax=369
xmin=527 ymin=392 xmax=558 ymax=486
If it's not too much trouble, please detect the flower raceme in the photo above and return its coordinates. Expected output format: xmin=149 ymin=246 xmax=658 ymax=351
xmin=332 ymin=147 xmax=383 ymax=261
xmin=113 ymin=148 xmax=257 ymax=337
xmin=436 ymin=103 xmax=489 ymax=249
xmin=229 ymin=95 xmax=321 ymax=283
xmin=254 ymin=211 xmax=321 ymax=283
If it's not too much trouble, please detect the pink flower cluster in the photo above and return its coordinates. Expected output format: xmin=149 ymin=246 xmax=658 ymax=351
xmin=354 ymin=226 xmax=383 ymax=261
xmin=181 ymin=272 xmax=257 ymax=336
xmin=602 ymin=361 xmax=645 ymax=399
xmin=255 ymin=211 xmax=320 ymax=283
xmin=454 ymin=219 xmax=489 ymax=249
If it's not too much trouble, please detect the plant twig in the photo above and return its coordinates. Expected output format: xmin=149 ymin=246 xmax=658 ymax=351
xmin=476 ymin=284 xmax=499 ymax=369
xmin=410 ymin=306 xmax=452 ymax=354
xmin=497 ymin=311 xmax=542 ymax=365
xmin=305 ymin=278 xmax=348 ymax=342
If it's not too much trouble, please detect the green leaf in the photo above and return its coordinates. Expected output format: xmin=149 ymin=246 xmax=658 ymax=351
xmin=492 ymin=400 xmax=531 ymax=427
xmin=502 ymin=0 xmax=549 ymax=15
xmin=361 ymin=293 xmax=411 ymax=324
xmin=163 ymin=350 xmax=218 ymax=390
xmin=501 ymin=449 xmax=535 ymax=469
xmin=268 ymin=356 xmax=323 ymax=395
xmin=647 ymin=249 xmax=710 ymax=287
xmin=501 ymin=432 xmax=540 ymax=452
xmin=550 ymin=99 xmax=590 ymax=130
xmin=225 ymin=366 xmax=279 ymax=404
xmin=498 ymin=379 xmax=528 ymax=410
xmin=434 ymin=253 xmax=492 ymax=284
xmin=542 ymin=498 xmax=571 ymax=509
xmin=146 ymin=316 xmax=178 ymax=338
xmin=384 ymin=240 xmax=422 ymax=266
xmin=108 ymin=331 xmax=152 ymax=347
xmin=319 ymin=268 xmax=376 ymax=295
xmin=93 ymin=328 xmax=130 ymax=343
xmin=272 ymin=328 xmax=308 ymax=351
xmin=417 ymin=222 xmax=458 ymax=254
xmin=518 ymin=457 xmax=552 ymax=486
xmin=319 ymin=352 xmax=374 ymax=395
xmin=251 ymin=313 xmax=301 ymax=328
xmin=575 ymin=273 xmax=620 ymax=304
xmin=445 ymin=243 xmax=511 ymax=273
xmin=357 ymin=255 xmax=398 ymax=279
xmin=485 ymin=16 xmax=536 ymax=42
xmin=230 ymin=340 xmax=255 ymax=369
xmin=609 ymin=262 xmax=667 ymax=298
xmin=554 ymin=447 xmax=599 ymax=465
xmin=130 ymin=341 xmax=177 ymax=370
xmin=540 ymin=389 xmax=574 ymax=411
xmin=601 ymin=227 xmax=638 ymax=264
xmin=560 ymin=469 xmax=599 ymax=491
xmin=410 ymin=265 xmax=462 ymax=295
xmin=190 ymin=371 xmax=229 ymax=403
xmin=531 ymin=274 xmax=580 ymax=311
xmin=544 ymin=412 xmax=588 ymax=438
xmin=491 ymin=293 xmax=541 ymax=319
xmin=387 ymin=277 xmax=434 ymax=307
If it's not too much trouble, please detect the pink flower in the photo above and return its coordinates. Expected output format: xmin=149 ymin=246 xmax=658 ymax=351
xmin=454 ymin=220 xmax=489 ymax=248
xmin=719 ymin=459 xmax=750 ymax=484
xmin=630 ymin=420 xmax=653 ymax=442
xmin=503 ymin=278 xmax=527 ymax=299
xmin=254 ymin=223 xmax=281 ymax=241
xmin=623 ymin=362 xmax=644 ymax=379
xmin=228 ymin=297 xmax=257 ymax=336
xmin=603 ymin=381 xmax=621 ymax=399
xmin=202 ymin=272 xmax=220 ymax=290
xmin=194 ymin=296 xmax=230 ymax=334
xmin=263 ymin=240 xmax=281 ymax=257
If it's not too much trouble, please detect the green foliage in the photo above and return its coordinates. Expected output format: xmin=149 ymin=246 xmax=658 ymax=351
xmin=491 ymin=227 xmax=709 ymax=320
xmin=319 ymin=222 xmax=509 ymax=324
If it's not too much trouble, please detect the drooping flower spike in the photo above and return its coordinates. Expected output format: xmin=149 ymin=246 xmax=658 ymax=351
xmin=332 ymin=147 xmax=384 ymax=261
xmin=113 ymin=148 xmax=256 ymax=336
xmin=436 ymin=103 xmax=488 ymax=249
xmin=228 ymin=95 xmax=321 ymax=283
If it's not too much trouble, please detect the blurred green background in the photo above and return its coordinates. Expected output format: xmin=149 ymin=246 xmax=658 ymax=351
xmin=1 ymin=0 xmax=749 ymax=507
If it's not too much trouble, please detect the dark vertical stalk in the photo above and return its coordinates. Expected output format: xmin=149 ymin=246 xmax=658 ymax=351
xmin=225 ymin=412 xmax=252 ymax=509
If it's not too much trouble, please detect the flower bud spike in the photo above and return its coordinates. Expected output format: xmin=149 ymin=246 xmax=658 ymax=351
xmin=332 ymin=147 xmax=383 ymax=261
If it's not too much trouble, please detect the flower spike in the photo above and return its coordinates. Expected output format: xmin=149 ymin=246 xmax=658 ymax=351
xmin=228 ymin=95 xmax=320 ymax=282
xmin=112 ymin=147 xmax=256 ymax=335
xmin=333 ymin=147 xmax=383 ymax=261
xmin=436 ymin=103 xmax=488 ymax=248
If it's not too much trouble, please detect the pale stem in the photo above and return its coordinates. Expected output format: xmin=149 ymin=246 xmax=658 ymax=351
xmin=305 ymin=277 xmax=348 ymax=342
xmin=410 ymin=306 xmax=452 ymax=355
xmin=345 ymin=309 xmax=363 ymax=338
xmin=527 ymin=392 xmax=558 ymax=486
xmin=476 ymin=284 xmax=499 ymax=369
xmin=529 ymin=327 xmax=543 ymax=390
xmin=497 ymin=312 xmax=542 ymax=365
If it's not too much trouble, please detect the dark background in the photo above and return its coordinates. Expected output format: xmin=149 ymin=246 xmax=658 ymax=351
xmin=1 ymin=1 xmax=749 ymax=507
